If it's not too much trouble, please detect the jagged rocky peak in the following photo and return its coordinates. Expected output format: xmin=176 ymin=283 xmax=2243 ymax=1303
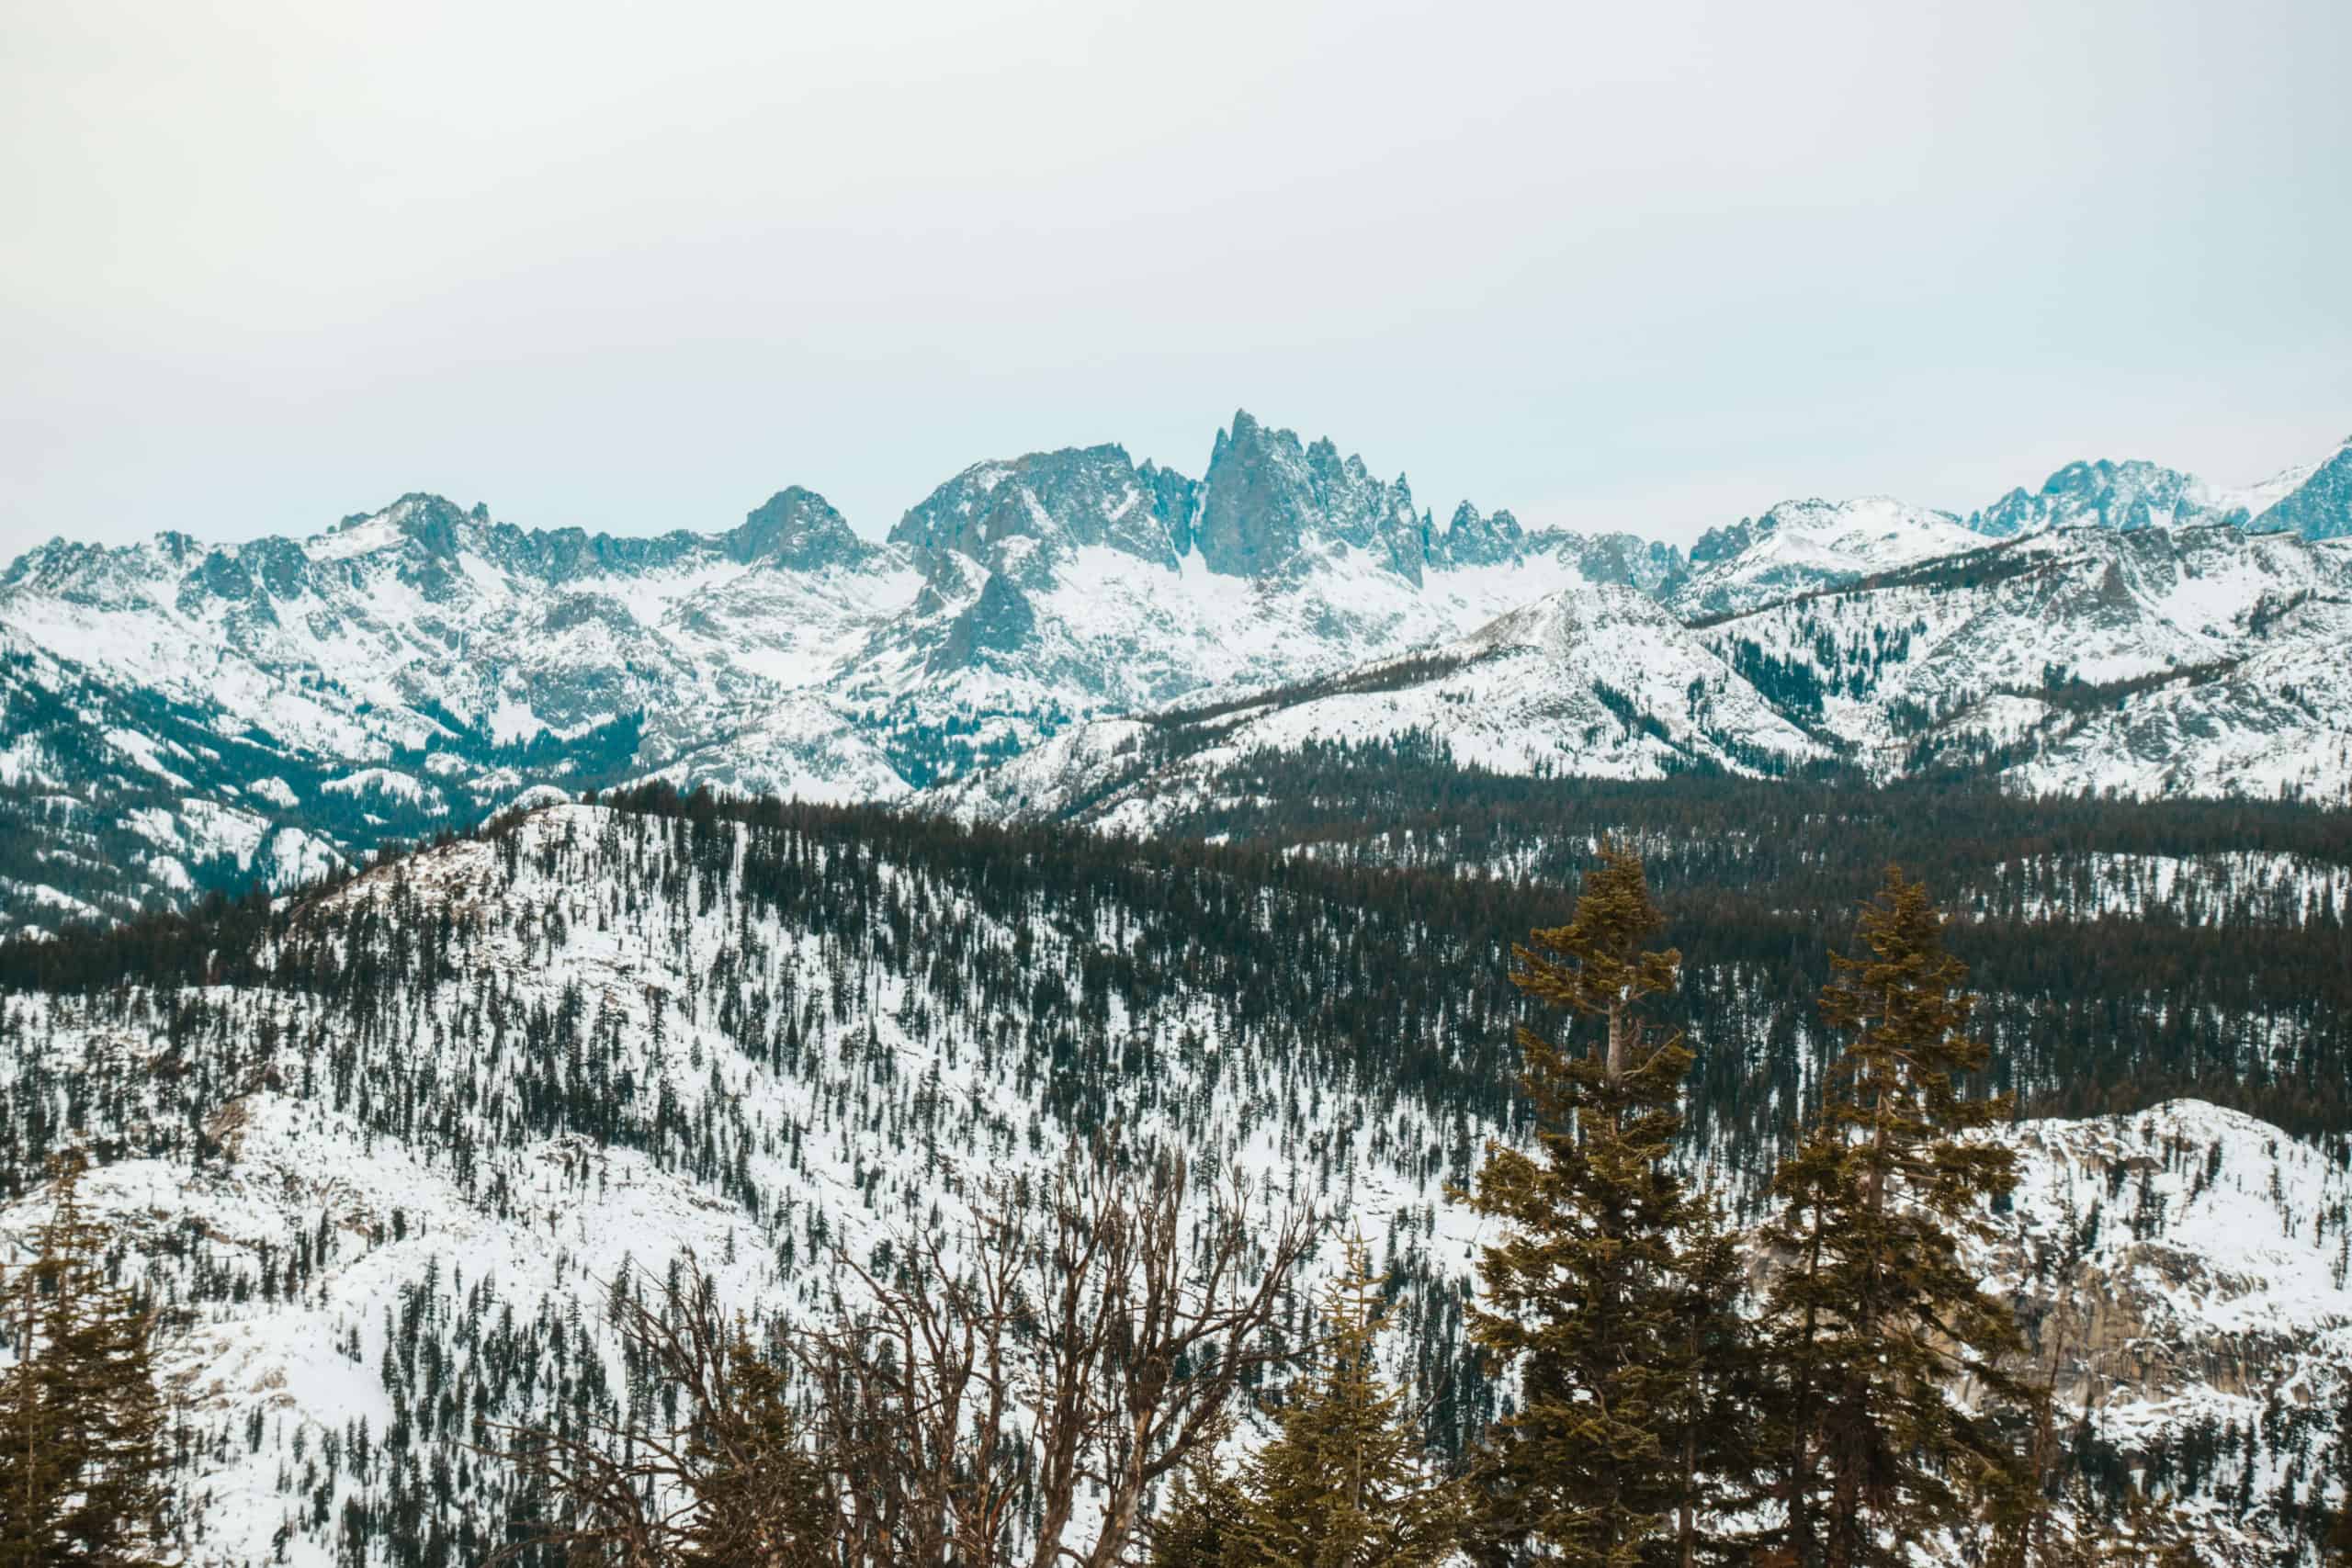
xmin=1688 ymin=511 xmax=1768 ymax=567
xmin=1969 ymin=458 xmax=2245 ymax=538
xmin=1549 ymin=530 xmax=1688 ymax=594
xmin=724 ymin=486 xmax=872 ymax=570
xmin=1434 ymin=500 xmax=1524 ymax=567
xmin=889 ymin=444 xmax=1199 ymax=575
xmin=370 ymin=491 xmax=476 ymax=556
xmin=1196 ymin=409 xmax=1427 ymax=581
xmin=1 ymin=532 xmax=175 ymax=601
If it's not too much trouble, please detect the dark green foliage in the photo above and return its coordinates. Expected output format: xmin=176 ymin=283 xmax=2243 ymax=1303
xmin=1225 ymin=1235 xmax=1466 ymax=1568
xmin=0 ymin=780 xmax=2343 ymax=1559
xmin=1760 ymin=867 xmax=2027 ymax=1567
xmin=1148 ymin=1235 xmax=1464 ymax=1568
xmin=0 ymin=1154 xmax=174 ymax=1568
xmin=1135 ymin=747 xmax=2352 ymax=1140
xmin=1151 ymin=1461 xmax=1255 ymax=1568
xmin=1463 ymin=844 xmax=1757 ymax=1567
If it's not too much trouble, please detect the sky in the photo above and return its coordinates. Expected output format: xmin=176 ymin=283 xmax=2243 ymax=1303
xmin=4 ymin=0 xmax=2347 ymax=561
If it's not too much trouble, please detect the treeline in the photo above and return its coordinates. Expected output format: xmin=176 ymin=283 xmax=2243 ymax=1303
xmin=8 ymin=770 xmax=2351 ymax=1158
xmin=1143 ymin=741 xmax=2352 ymax=1138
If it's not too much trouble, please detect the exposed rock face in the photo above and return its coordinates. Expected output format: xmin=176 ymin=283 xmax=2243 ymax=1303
xmin=1434 ymin=501 xmax=1524 ymax=568
xmin=930 ymin=572 xmax=1038 ymax=674
xmin=1971 ymin=459 xmax=2250 ymax=537
xmin=889 ymin=444 xmax=1197 ymax=574
xmin=2256 ymin=437 xmax=2352 ymax=541
xmin=726 ymin=487 xmax=875 ymax=570
xmin=1195 ymin=410 xmax=1429 ymax=581
xmin=1973 ymin=1101 xmax=2352 ymax=1475
xmin=1963 ymin=441 xmax=2352 ymax=546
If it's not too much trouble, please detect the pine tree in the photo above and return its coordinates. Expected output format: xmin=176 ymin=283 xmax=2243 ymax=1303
xmin=0 ymin=1152 xmax=174 ymax=1568
xmin=677 ymin=1323 xmax=832 ymax=1568
xmin=1760 ymin=866 xmax=2027 ymax=1568
xmin=1461 ymin=841 xmax=1757 ymax=1567
xmin=1224 ymin=1232 xmax=1464 ymax=1568
xmin=1149 ymin=1454 xmax=1253 ymax=1568
xmin=1658 ymin=1191 xmax=1768 ymax=1568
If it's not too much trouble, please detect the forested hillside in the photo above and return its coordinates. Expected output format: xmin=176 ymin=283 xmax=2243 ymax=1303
xmin=0 ymin=786 xmax=2347 ymax=1562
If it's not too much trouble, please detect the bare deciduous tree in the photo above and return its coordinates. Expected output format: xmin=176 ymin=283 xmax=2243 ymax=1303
xmin=814 ymin=1133 xmax=1315 ymax=1568
xmin=492 ymin=1259 xmax=831 ymax=1568
xmin=502 ymin=1132 xmax=1314 ymax=1568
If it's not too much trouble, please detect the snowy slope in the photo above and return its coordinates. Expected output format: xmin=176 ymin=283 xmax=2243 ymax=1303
xmin=0 ymin=804 xmax=1496 ymax=1563
xmin=0 ymin=415 xmax=1660 ymax=930
xmin=1671 ymin=496 xmax=1989 ymax=617
xmin=1690 ymin=525 xmax=2352 ymax=797
xmin=0 ymin=805 xmax=2343 ymax=1561
xmin=8 ymin=422 xmax=2352 ymax=934
xmin=932 ymin=581 xmax=1827 ymax=834
xmin=939 ymin=525 xmax=2352 ymax=829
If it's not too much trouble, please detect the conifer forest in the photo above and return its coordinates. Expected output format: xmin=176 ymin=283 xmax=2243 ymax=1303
xmin=0 ymin=777 xmax=2346 ymax=1565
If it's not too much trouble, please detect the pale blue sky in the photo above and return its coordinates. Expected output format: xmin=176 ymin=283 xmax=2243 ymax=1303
xmin=4 ymin=0 xmax=2346 ymax=559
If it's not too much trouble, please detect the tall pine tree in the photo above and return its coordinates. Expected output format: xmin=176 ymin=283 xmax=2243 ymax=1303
xmin=0 ymin=1152 xmax=173 ymax=1568
xmin=1224 ymin=1232 xmax=1464 ymax=1568
xmin=1462 ymin=842 xmax=1758 ymax=1567
xmin=1761 ymin=866 xmax=2026 ymax=1568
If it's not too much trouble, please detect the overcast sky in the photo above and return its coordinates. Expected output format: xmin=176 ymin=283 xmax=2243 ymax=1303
xmin=5 ymin=0 xmax=2347 ymax=559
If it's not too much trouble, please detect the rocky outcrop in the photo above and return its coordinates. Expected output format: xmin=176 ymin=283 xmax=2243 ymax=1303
xmin=2255 ymin=437 xmax=2352 ymax=542
xmin=1195 ymin=410 xmax=1430 ymax=581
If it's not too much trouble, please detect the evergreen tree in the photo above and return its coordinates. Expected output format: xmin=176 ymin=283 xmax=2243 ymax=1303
xmin=1149 ymin=1454 xmax=1253 ymax=1568
xmin=1462 ymin=842 xmax=1756 ymax=1567
xmin=1658 ymin=1192 xmax=1769 ymax=1568
xmin=0 ymin=1152 xmax=173 ymax=1568
xmin=677 ymin=1324 xmax=832 ymax=1568
xmin=1225 ymin=1232 xmax=1464 ymax=1568
xmin=1760 ymin=866 xmax=2027 ymax=1568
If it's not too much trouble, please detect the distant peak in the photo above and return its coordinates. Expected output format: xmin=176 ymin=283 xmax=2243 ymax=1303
xmin=728 ymin=487 xmax=867 ymax=570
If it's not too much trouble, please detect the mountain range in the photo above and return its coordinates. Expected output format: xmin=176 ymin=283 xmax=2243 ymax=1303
xmin=3 ymin=413 xmax=2349 ymax=932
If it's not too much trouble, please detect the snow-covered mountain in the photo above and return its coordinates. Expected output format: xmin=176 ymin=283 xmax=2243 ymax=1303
xmin=0 ymin=413 xmax=1666 ymax=931
xmin=932 ymin=581 xmax=1830 ymax=835
xmin=942 ymin=524 xmax=2352 ymax=829
xmin=1693 ymin=524 xmax=2352 ymax=795
xmin=1968 ymin=439 xmax=2352 ymax=542
xmin=6 ymin=419 xmax=2352 ymax=934
xmin=1672 ymin=496 xmax=1988 ymax=618
xmin=1 ymin=800 xmax=2343 ymax=1562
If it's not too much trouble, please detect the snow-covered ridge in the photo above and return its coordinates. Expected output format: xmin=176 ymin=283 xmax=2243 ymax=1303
xmin=0 ymin=803 xmax=1492 ymax=1562
xmin=940 ymin=524 xmax=2352 ymax=831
